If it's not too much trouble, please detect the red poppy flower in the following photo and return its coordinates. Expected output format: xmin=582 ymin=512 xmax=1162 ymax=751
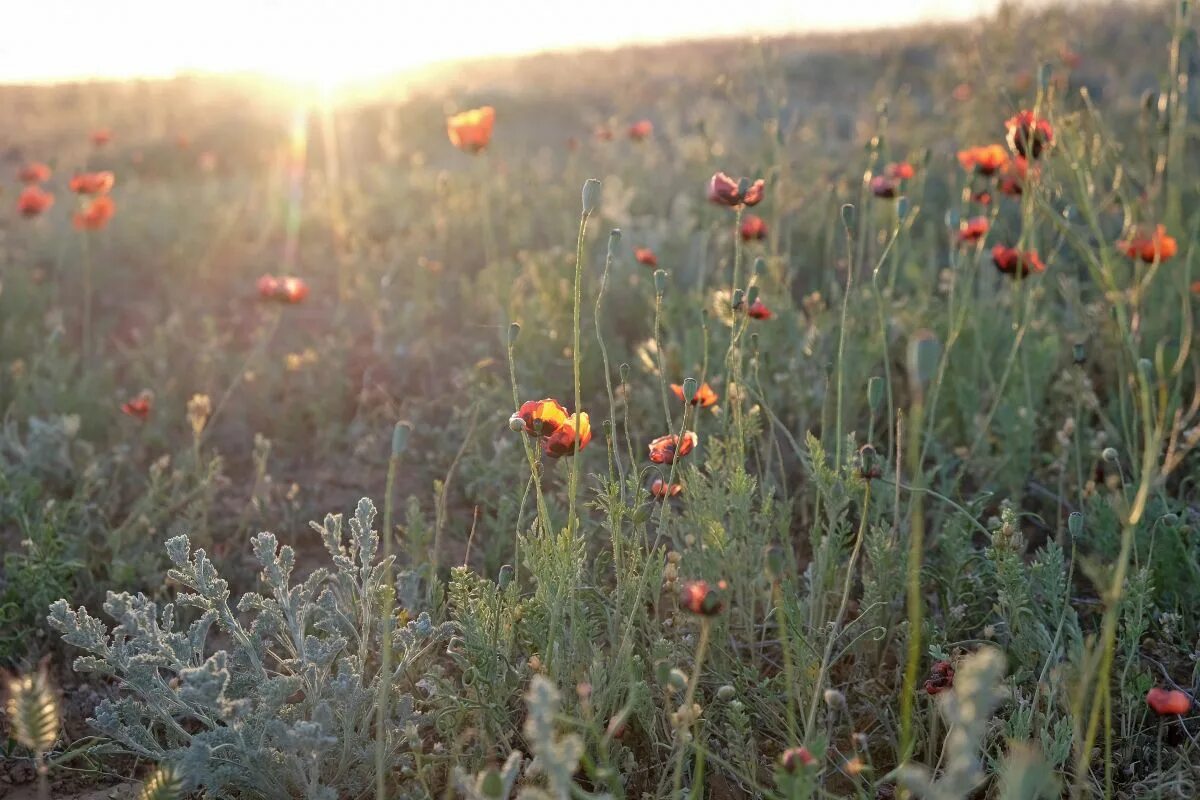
xmin=121 ymin=391 xmax=153 ymax=421
xmin=73 ymin=196 xmax=115 ymax=230
xmin=91 ymin=128 xmax=112 ymax=147
xmin=733 ymin=296 xmax=773 ymax=319
xmin=648 ymin=431 xmax=698 ymax=464
xmin=594 ymin=126 xmax=614 ymax=142
xmin=512 ymin=398 xmax=570 ymax=437
xmin=992 ymin=245 xmax=1045 ymax=277
xmin=256 ymin=274 xmax=309 ymax=303
xmin=679 ymin=579 xmax=726 ymax=615
xmin=973 ymin=190 xmax=992 ymax=205
xmin=1118 ymin=224 xmax=1178 ymax=263
xmin=923 ymin=659 xmax=955 ymax=695
xmin=69 ymin=171 xmax=115 ymax=195
xmin=885 ymin=161 xmax=916 ymax=180
xmin=635 ymin=247 xmax=658 ymax=267
xmin=870 ymin=175 xmax=900 ymax=199
xmin=957 ymin=216 xmax=990 ymax=244
xmin=543 ymin=412 xmax=591 ymax=458
xmin=957 ymin=145 xmax=1009 ymax=176
xmin=1147 ymin=687 xmax=1192 ymax=716
xmin=670 ymin=381 xmax=718 ymax=407
xmin=997 ymin=157 xmax=1030 ymax=196
xmin=707 ymin=172 xmax=765 ymax=208
xmin=446 ymin=106 xmax=495 ymax=154
xmin=17 ymin=186 xmax=54 ymax=217
xmin=1005 ymin=110 xmax=1054 ymax=159
xmin=650 ymin=478 xmax=683 ymax=498
xmin=740 ymin=214 xmax=768 ymax=241
xmin=628 ymin=119 xmax=653 ymax=141
xmin=18 ymin=163 xmax=51 ymax=184
xmin=780 ymin=746 xmax=817 ymax=772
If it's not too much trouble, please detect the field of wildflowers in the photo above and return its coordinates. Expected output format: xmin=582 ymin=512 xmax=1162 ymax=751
xmin=3 ymin=2 xmax=1200 ymax=798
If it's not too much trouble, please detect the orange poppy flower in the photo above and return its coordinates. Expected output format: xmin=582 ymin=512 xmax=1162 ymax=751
xmin=90 ymin=128 xmax=112 ymax=147
xmin=923 ymin=659 xmax=955 ymax=695
xmin=885 ymin=161 xmax=916 ymax=180
xmin=256 ymin=274 xmax=309 ymax=303
xmin=628 ymin=119 xmax=653 ymax=140
xmin=1118 ymin=224 xmax=1177 ymax=263
xmin=670 ymin=381 xmax=718 ymax=407
xmin=707 ymin=172 xmax=765 ymax=208
xmin=740 ymin=214 xmax=768 ymax=241
xmin=446 ymin=106 xmax=495 ymax=154
xmin=121 ymin=391 xmax=153 ymax=421
xmin=635 ymin=247 xmax=658 ymax=267
xmin=679 ymin=579 xmax=726 ymax=615
xmin=957 ymin=216 xmax=989 ymax=244
xmin=18 ymin=163 xmax=51 ymax=184
xmin=650 ymin=478 xmax=683 ymax=498
xmin=1005 ymin=110 xmax=1054 ymax=159
xmin=734 ymin=296 xmax=773 ymax=319
xmin=992 ymin=244 xmax=1045 ymax=277
xmin=512 ymin=398 xmax=570 ymax=437
xmin=1146 ymin=687 xmax=1191 ymax=716
xmin=543 ymin=412 xmax=591 ymax=458
xmin=780 ymin=746 xmax=817 ymax=772
xmin=17 ymin=186 xmax=54 ymax=217
xmin=870 ymin=175 xmax=899 ymax=199
xmin=957 ymin=145 xmax=1009 ymax=176
xmin=648 ymin=431 xmax=698 ymax=464
xmin=69 ymin=171 xmax=115 ymax=195
xmin=73 ymin=196 xmax=115 ymax=230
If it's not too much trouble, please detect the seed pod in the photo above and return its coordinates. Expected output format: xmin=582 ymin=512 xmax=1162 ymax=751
xmin=1067 ymin=511 xmax=1084 ymax=539
xmin=654 ymin=269 xmax=668 ymax=295
xmin=391 ymin=421 xmax=411 ymax=457
xmin=746 ymin=285 xmax=760 ymax=307
xmin=508 ymin=322 xmax=521 ymax=344
xmin=867 ymin=376 xmax=884 ymax=411
xmin=681 ymin=377 xmax=698 ymax=402
xmin=581 ymin=178 xmax=602 ymax=216
xmin=1102 ymin=447 xmax=1119 ymax=463
xmin=717 ymin=684 xmax=736 ymax=701
xmin=498 ymin=564 xmax=515 ymax=589
xmin=907 ymin=330 xmax=941 ymax=394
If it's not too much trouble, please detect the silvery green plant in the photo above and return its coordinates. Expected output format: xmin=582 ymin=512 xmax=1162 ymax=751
xmin=47 ymin=498 xmax=455 ymax=800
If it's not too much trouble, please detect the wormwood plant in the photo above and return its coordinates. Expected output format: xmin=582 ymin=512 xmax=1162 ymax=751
xmin=47 ymin=498 xmax=455 ymax=800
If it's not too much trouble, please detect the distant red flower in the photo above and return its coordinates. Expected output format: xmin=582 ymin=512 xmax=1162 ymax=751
xmin=734 ymin=296 xmax=774 ymax=319
xmin=73 ymin=196 xmax=115 ymax=230
xmin=992 ymin=244 xmax=1046 ymax=277
xmin=446 ymin=106 xmax=495 ymax=154
xmin=91 ymin=128 xmax=112 ymax=147
xmin=650 ymin=478 xmax=683 ymax=498
xmin=679 ymin=579 xmax=726 ymax=615
xmin=707 ymin=172 xmax=765 ymax=208
xmin=957 ymin=216 xmax=990 ymax=244
xmin=635 ymin=247 xmax=658 ymax=267
xmin=924 ymin=659 xmax=955 ymax=695
xmin=594 ymin=126 xmax=614 ymax=142
xmin=1146 ymin=687 xmax=1191 ymax=716
xmin=1060 ymin=45 xmax=1082 ymax=69
xmin=972 ymin=190 xmax=992 ymax=205
xmin=256 ymin=274 xmax=309 ymax=303
xmin=957 ymin=145 xmax=1009 ymax=176
xmin=69 ymin=171 xmax=115 ymax=195
xmin=1191 ymin=280 xmax=1200 ymax=296
xmin=998 ymin=157 xmax=1029 ymax=196
xmin=17 ymin=186 xmax=54 ymax=217
xmin=780 ymin=746 xmax=817 ymax=772
xmin=1005 ymin=110 xmax=1054 ymax=159
xmin=740 ymin=214 xmax=768 ymax=241
xmin=175 ymin=134 xmax=191 ymax=150
xmin=566 ymin=136 xmax=580 ymax=152
xmin=952 ymin=83 xmax=973 ymax=102
xmin=1119 ymin=224 xmax=1177 ymax=263
xmin=648 ymin=431 xmax=698 ymax=464
xmin=18 ymin=163 xmax=51 ymax=184
xmin=870 ymin=175 xmax=900 ymax=199
xmin=885 ymin=161 xmax=916 ymax=180
xmin=671 ymin=381 xmax=718 ymax=407
xmin=512 ymin=398 xmax=570 ymax=437
xmin=121 ymin=391 xmax=153 ymax=421
xmin=543 ymin=412 xmax=591 ymax=458
xmin=628 ymin=119 xmax=653 ymax=141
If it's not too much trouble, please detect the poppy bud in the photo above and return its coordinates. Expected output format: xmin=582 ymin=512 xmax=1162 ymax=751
xmin=1067 ymin=511 xmax=1084 ymax=540
xmin=481 ymin=771 xmax=504 ymax=798
xmin=391 ymin=421 xmax=411 ymax=457
xmin=581 ymin=178 xmax=602 ymax=216
xmin=754 ymin=257 xmax=766 ymax=277
xmin=840 ymin=203 xmax=856 ymax=232
xmin=858 ymin=444 xmax=881 ymax=479
xmin=619 ymin=363 xmax=631 ymax=383
xmin=667 ymin=668 xmax=689 ymax=691
xmin=608 ymin=228 xmax=622 ymax=247
xmin=498 ymin=564 xmax=514 ymax=589
xmin=717 ymin=685 xmax=736 ymax=701
xmin=654 ymin=269 xmax=668 ymax=295
xmin=780 ymin=746 xmax=816 ymax=772
xmin=907 ymin=330 xmax=941 ymax=393
xmin=681 ymin=377 xmax=698 ymax=402
xmin=1102 ymin=447 xmax=1119 ymax=463
xmin=732 ymin=289 xmax=745 ymax=310
xmin=1162 ymin=512 xmax=1179 ymax=525
xmin=679 ymin=579 xmax=725 ymax=615
xmin=749 ymin=333 xmax=759 ymax=352
xmin=1072 ymin=342 xmax=1086 ymax=365
xmin=508 ymin=322 xmax=521 ymax=344
xmin=1137 ymin=358 xmax=1153 ymax=379
xmin=508 ymin=414 xmax=527 ymax=432
xmin=897 ymin=196 xmax=911 ymax=220
xmin=746 ymin=286 xmax=760 ymax=307
xmin=867 ymin=376 xmax=884 ymax=411
xmin=824 ymin=688 xmax=846 ymax=708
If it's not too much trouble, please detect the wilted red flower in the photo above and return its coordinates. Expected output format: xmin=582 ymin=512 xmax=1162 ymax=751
xmin=543 ymin=412 xmax=592 ymax=458
xmin=740 ymin=214 xmax=768 ymax=241
xmin=121 ymin=391 xmax=153 ymax=421
xmin=648 ymin=431 xmax=698 ymax=464
xmin=69 ymin=171 xmax=115 ymax=195
xmin=671 ymin=381 xmax=718 ymax=407
xmin=446 ymin=106 xmax=495 ymax=154
xmin=512 ymin=398 xmax=570 ymax=437
xmin=1118 ymin=224 xmax=1178 ymax=263
xmin=73 ymin=196 xmax=115 ymax=230
xmin=885 ymin=161 xmax=916 ymax=180
xmin=650 ymin=478 xmax=683 ymax=498
xmin=91 ymin=128 xmax=112 ymax=147
xmin=628 ymin=119 xmax=653 ymax=140
xmin=733 ymin=296 xmax=773 ymax=319
xmin=923 ymin=660 xmax=955 ymax=695
xmin=256 ymin=274 xmax=309 ymax=303
xmin=1005 ymin=110 xmax=1054 ymax=159
xmin=679 ymin=579 xmax=727 ymax=615
xmin=957 ymin=145 xmax=1009 ymax=176
xmin=780 ymin=746 xmax=817 ymax=772
xmin=635 ymin=247 xmax=658 ymax=267
xmin=870 ymin=175 xmax=900 ymax=199
xmin=1146 ymin=687 xmax=1192 ymax=716
xmin=17 ymin=186 xmax=54 ymax=217
xmin=18 ymin=162 xmax=51 ymax=184
xmin=957 ymin=216 xmax=990 ymax=244
xmin=707 ymin=172 xmax=765 ymax=208
xmin=992 ymin=245 xmax=1045 ymax=277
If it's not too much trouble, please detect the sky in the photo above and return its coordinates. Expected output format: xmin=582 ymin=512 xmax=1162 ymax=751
xmin=0 ymin=0 xmax=1001 ymax=85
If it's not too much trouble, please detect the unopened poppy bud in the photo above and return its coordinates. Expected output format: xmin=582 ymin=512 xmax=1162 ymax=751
xmin=602 ymin=419 xmax=613 ymax=437
xmin=609 ymin=228 xmax=622 ymax=246
xmin=508 ymin=322 xmax=521 ymax=344
xmin=497 ymin=564 xmax=514 ymax=589
xmin=867 ymin=376 xmax=884 ymax=411
xmin=481 ymin=770 xmax=503 ymax=798
xmin=1067 ymin=511 xmax=1084 ymax=539
xmin=654 ymin=269 xmax=667 ymax=295
xmin=391 ymin=421 xmax=411 ymax=457
xmin=1102 ymin=447 xmax=1119 ymax=463
xmin=824 ymin=688 xmax=846 ymax=708
xmin=717 ymin=685 xmax=736 ymax=701
xmin=1162 ymin=512 xmax=1179 ymax=525
xmin=764 ymin=545 xmax=786 ymax=579
xmin=732 ymin=288 xmax=745 ymax=309
xmin=508 ymin=414 xmax=526 ymax=432
xmin=1072 ymin=342 xmax=1086 ymax=365
xmin=858 ymin=443 xmax=881 ymax=479
xmin=746 ymin=286 xmax=760 ymax=307
xmin=754 ymin=257 xmax=766 ymax=277
xmin=682 ymin=377 xmax=698 ymax=402
xmin=581 ymin=178 xmax=602 ymax=216
xmin=907 ymin=330 xmax=941 ymax=392
xmin=667 ymin=668 xmax=689 ymax=692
